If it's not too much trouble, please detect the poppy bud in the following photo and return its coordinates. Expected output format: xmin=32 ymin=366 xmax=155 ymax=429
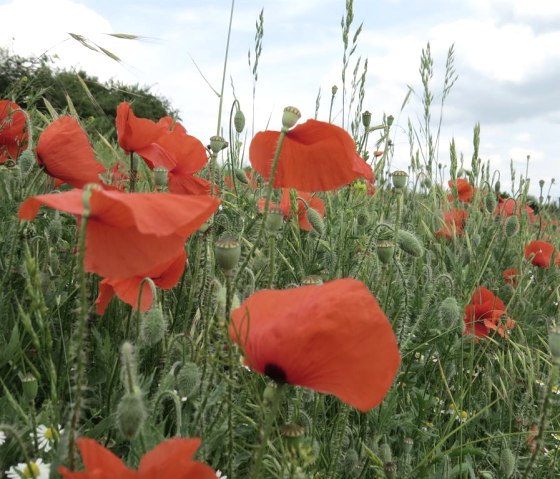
xmin=234 ymin=168 xmax=249 ymax=184
xmin=344 ymin=448 xmax=360 ymax=471
xmin=153 ymin=166 xmax=168 ymax=189
xmin=421 ymin=177 xmax=432 ymax=189
xmin=176 ymin=362 xmax=201 ymax=398
xmin=362 ymin=111 xmax=372 ymax=128
xmin=549 ymin=325 xmax=560 ymax=365
xmin=140 ymin=305 xmax=166 ymax=346
xmin=234 ymin=109 xmax=246 ymax=133
xmin=494 ymin=180 xmax=501 ymax=194
xmin=356 ymin=210 xmax=370 ymax=227
xmin=386 ymin=115 xmax=394 ymax=127
xmin=306 ymin=207 xmax=325 ymax=236
xmin=439 ymin=297 xmax=463 ymax=332
xmin=484 ymin=192 xmax=497 ymax=213
xmin=21 ymin=374 xmax=38 ymax=402
xmin=117 ymin=389 xmax=146 ymax=439
xmin=47 ymin=212 xmax=62 ymax=242
xmin=209 ymin=135 xmax=228 ymax=154
xmin=379 ymin=442 xmax=392 ymax=463
xmin=331 ymin=85 xmax=338 ymax=95
xmin=18 ymin=149 xmax=35 ymax=173
xmin=391 ymin=170 xmax=408 ymax=190
xmin=504 ymin=215 xmax=519 ymax=237
xmin=282 ymin=106 xmax=301 ymax=130
xmin=215 ymin=237 xmax=242 ymax=274
xmin=396 ymin=230 xmax=423 ymax=257
xmin=376 ymin=240 xmax=394 ymax=265
xmin=499 ymin=447 xmax=515 ymax=477
xmin=265 ymin=208 xmax=284 ymax=233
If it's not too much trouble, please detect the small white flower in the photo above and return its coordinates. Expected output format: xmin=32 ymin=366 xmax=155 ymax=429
xmin=216 ymin=470 xmax=227 ymax=479
xmin=0 ymin=430 xmax=6 ymax=446
xmin=33 ymin=424 xmax=63 ymax=452
xmin=6 ymin=458 xmax=50 ymax=479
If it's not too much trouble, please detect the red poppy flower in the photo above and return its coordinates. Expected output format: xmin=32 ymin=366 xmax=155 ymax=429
xmin=447 ymin=178 xmax=475 ymax=203
xmin=502 ymin=268 xmax=519 ymax=286
xmin=250 ymin=119 xmax=373 ymax=192
xmin=464 ymin=287 xmax=515 ymax=338
xmin=435 ymin=208 xmax=468 ymax=238
xmin=96 ymin=250 xmax=186 ymax=314
xmin=58 ymin=437 xmax=217 ymax=479
xmin=524 ymin=240 xmax=560 ymax=268
xmin=229 ymin=278 xmax=400 ymax=412
xmin=36 ymin=116 xmax=107 ymax=188
xmin=494 ymin=197 xmax=535 ymax=223
xmin=0 ymin=100 xmax=28 ymax=163
xmin=153 ymin=119 xmax=210 ymax=195
xmin=19 ymin=189 xmax=219 ymax=278
xmin=116 ymin=102 xmax=174 ymax=169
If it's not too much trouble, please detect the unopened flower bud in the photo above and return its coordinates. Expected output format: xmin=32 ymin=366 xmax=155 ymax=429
xmin=140 ymin=305 xmax=166 ymax=346
xmin=176 ymin=362 xmax=201 ymax=398
xmin=504 ymin=215 xmax=520 ymax=237
xmin=397 ymin=230 xmax=423 ymax=257
xmin=234 ymin=168 xmax=249 ymax=184
xmin=282 ymin=106 xmax=301 ymax=130
xmin=18 ymin=149 xmax=35 ymax=173
xmin=499 ymin=447 xmax=515 ymax=478
xmin=234 ymin=109 xmax=246 ymax=133
xmin=306 ymin=207 xmax=324 ymax=235
xmin=117 ymin=389 xmax=146 ymax=439
xmin=485 ymin=193 xmax=497 ymax=213
xmin=379 ymin=442 xmax=392 ymax=463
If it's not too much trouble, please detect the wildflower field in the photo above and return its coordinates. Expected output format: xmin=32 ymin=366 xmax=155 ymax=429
xmin=1 ymin=2 xmax=560 ymax=478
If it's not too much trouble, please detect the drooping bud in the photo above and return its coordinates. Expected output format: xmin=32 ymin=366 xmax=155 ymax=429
xmin=209 ymin=135 xmax=228 ymax=154
xmin=117 ymin=388 xmax=147 ymax=439
xmin=234 ymin=109 xmax=246 ymax=133
xmin=499 ymin=447 xmax=515 ymax=478
xmin=176 ymin=362 xmax=201 ymax=398
xmin=153 ymin=166 xmax=168 ymax=189
xmin=140 ymin=305 xmax=166 ymax=346
xmin=494 ymin=180 xmax=501 ymax=195
xmin=18 ymin=149 xmax=35 ymax=174
xmin=234 ymin=168 xmax=249 ymax=184
xmin=379 ymin=442 xmax=392 ymax=463
xmin=504 ymin=215 xmax=520 ymax=237
xmin=396 ymin=230 xmax=423 ymax=258
xmin=306 ymin=207 xmax=325 ymax=236
xmin=215 ymin=237 xmax=242 ymax=274
xmin=282 ymin=106 xmax=301 ymax=130
xmin=484 ymin=192 xmax=497 ymax=213
xmin=439 ymin=297 xmax=463 ymax=332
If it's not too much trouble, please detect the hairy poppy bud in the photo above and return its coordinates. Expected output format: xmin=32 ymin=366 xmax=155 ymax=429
xmin=504 ymin=215 xmax=520 ymax=237
xmin=485 ymin=192 xmax=497 ymax=213
xmin=379 ymin=442 xmax=392 ymax=463
xmin=499 ymin=447 xmax=515 ymax=478
xmin=391 ymin=170 xmax=408 ymax=190
xmin=282 ymin=106 xmax=301 ymax=130
xmin=215 ymin=237 xmax=241 ymax=274
xmin=362 ymin=111 xmax=372 ymax=128
xmin=209 ymin=135 xmax=228 ymax=154
xmin=140 ymin=305 xmax=166 ymax=346
xmin=47 ymin=212 xmax=62 ymax=242
xmin=176 ymin=362 xmax=201 ymax=398
xmin=344 ymin=448 xmax=360 ymax=471
xmin=153 ymin=166 xmax=168 ymax=189
xmin=376 ymin=240 xmax=394 ymax=265
xmin=306 ymin=207 xmax=325 ymax=236
xmin=18 ymin=149 xmax=35 ymax=173
xmin=494 ymin=180 xmax=501 ymax=194
xmin=234 ymin=109 xmax=246 ymax=133
xmin=396 ymin=230 xmax=423 ymax=257
xmin=117 ymin=389 xmax=146 ymax=439
xmin=439 ymin=297 xmax=463 ymax=332
xmin=234 ymin=168 xmax=249 ymax=184
xmin=265 ymin=208 xmax=284 ymax=233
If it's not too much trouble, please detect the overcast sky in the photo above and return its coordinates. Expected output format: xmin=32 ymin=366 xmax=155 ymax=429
xmin=1 ymin=0 xmax=559 ymax=199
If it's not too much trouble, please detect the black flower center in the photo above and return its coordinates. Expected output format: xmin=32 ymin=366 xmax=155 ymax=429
xmin=264 ymin=363 xmax=287 ymax=384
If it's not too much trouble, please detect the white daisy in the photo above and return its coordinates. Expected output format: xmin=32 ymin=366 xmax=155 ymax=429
xmin=33 ymin=425 xmax=63 ymax=452
xmin=0 ymin=430 xmax=6 ymax=446
xmin=216 ymin=470 xmax=227 ymax=479
xmin=6 ymin=458 xmax=50 ymax=479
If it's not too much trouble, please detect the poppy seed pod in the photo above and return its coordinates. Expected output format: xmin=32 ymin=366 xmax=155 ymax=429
xmin=209 ymin=135 xmax=228 ymax=154
xmin=21 ymin=374 xmax=38 ymax=402
xmin=301 ymin=275 xmax=323 ymax=286
xmin=117 ymin=389 xmax=147 ymax=439
xmin=376 ymin=240 xmax=395 ymax=264
xmin=281 ymin=423 xmax=305 ymax=450
xmin=234 ymin=109 xmax=246 ymax=133
xmin=391 ymin=170 xmax=408 ymax=190
xmin=153 ymin=166 xmax=168 ymax=189
xmin=362 ymin=111 xmax=372 ymax=128
xmin=215 ymin=237 xmax=241 ymax=274
xmin=282 ymin=106 xmax=301 ymax=130
xmin=384 ymin=462 xmax=397 ymax=479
